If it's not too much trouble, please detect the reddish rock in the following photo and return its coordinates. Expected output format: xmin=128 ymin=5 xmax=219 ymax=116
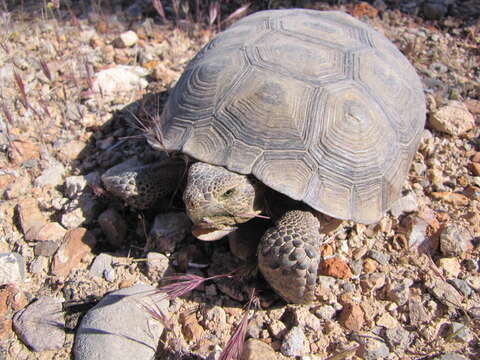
xmin=8 ymin=139 xmax=40 ymax=165
xmin=319 ymin=257 xmax=352 ymax=279
xmin=51 ymin=228 xmax=97 ymax=277
xmin=471 ymin=152 xmax=480 ymax=163
xmin=16 ymin=199 xmax=47 ymax=237
xmin=0 ymin=318 xmax=12 ymax=339
xmin=430 ymin=192 xmax=469 ymax=206
xmin=33 ymin=222 xmax=67 ymax=242
xmin=0 ymin=284 xmax=28 ymax=316
xmin=179 ymin=312 xmax=204 ymax=342
xmin=351 ymin=2 xmax=378 ymax=18
xmin=471 ymin=162 xmax=480 ymax=176
xmin=339 ymin=302 xmax=364 ymax=331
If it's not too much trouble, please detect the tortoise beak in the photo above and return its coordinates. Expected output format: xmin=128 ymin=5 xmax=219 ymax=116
xmin=192 ymin=224 xmax=237 ymax=241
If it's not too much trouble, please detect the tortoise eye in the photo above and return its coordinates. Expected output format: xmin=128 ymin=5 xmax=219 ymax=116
xmin=222 ymin=188 xmax=235 ymax=197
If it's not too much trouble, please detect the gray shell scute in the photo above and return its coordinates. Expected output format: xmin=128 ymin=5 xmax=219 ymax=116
xmin=158 ymin=9 xmax=426 ymax=224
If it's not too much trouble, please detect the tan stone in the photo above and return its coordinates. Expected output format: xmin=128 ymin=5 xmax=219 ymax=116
xmin=363 ymin=258 xmax=378 ymax=273
xmin=16 ymin=198 xmax=46 ymax=236
xmin=8 ymin=139 xmax=40 ymax=165
xmin=240 ymin=339 xmax=277 ymax=360
xmin=339 ymin=303 xmax=364 ymax=331
xmin=429 ymin=100 xmax=475 ymax=135
xmin=431 ymin=192 xmax=469 ymax=206
xmin=51 ymin=228 xmax=96 ymax=277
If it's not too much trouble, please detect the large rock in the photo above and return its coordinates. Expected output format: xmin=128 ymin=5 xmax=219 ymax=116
xmin=429 ymin=101 xmax=475 ymax=136
xmin=13 ymin=297 xmax=65 ymax=351
xmin=74 ymin=284 xmax=168 ymax=360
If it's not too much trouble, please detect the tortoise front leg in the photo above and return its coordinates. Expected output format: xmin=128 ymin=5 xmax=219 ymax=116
xmin=101 ymin=157 xmax=187 ymax=209
xmin=258 ymin=210 xmax=321 ymax=304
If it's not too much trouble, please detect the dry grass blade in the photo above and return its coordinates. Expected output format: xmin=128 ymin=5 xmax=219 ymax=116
xmin=222 ymin=3 xmax=250 ymax=24
xmin=39 ymin=59 xmax=52 ymax=81
xmin=151 ymin=0 xmax=168 ymax=24
xmin=1 ymin=102 xmax=13 ymax=126
xmin=13 ymin=71 xmax=28 ymax=108
xmin=172 ymin=0 xmax=180 ymax=25
xmin=219 ymin=289 xmax=257 ymax=360
xmin=209 ymin=2 xmax=219 ymax=27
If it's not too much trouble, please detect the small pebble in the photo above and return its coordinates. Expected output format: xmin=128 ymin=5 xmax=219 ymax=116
xmin=280 ymin=326 xmax=305 ymax=357
xmin=447 ymin=322 xmax=472 ymax=343
xmin=64 ymin=175 xmax=88 ymax=198
xmin=0 ymin=253 xmax=25 ymax=285
xmin=89 ymin=253 xmax=114 ymax=280
xmin=240 ymin=339 xmax=276 ymax=360
xmin=367 ymin=250 xmax=390 ymax=266
xmin=440 ymin=224 xmax=471 ymax=257
xmin=146 ymin=252 xmax=170 ymax=283
xmin=358 ymin=337 xmax=390 ymax=360
xmin=98 ymin=208 xmax=127 ymax=247
xmin=448 ymin=279 xmax=472 ymax=296
xmin=149 ymin=212 xmax=191 ymax=253
xmin=34 ymin=162 xmax=65 ymax=188
xmin=390 ymin=192 xmax=418 ymax=217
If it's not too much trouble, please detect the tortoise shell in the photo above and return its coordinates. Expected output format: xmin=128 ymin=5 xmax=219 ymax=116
xmin=157 ymin=9 xmax=426 ymax=224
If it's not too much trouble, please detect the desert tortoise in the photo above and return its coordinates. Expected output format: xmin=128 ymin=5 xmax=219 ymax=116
xmin=103 ymin=9 xmax=426 ymax=303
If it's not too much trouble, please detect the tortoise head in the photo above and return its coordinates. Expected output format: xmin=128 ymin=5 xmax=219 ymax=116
xmin=183 ymin=162 xmax=263 ymax=240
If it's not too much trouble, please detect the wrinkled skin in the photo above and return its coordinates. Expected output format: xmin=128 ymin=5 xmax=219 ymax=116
xmin=102 ymin=159 xmax=322 ymax=303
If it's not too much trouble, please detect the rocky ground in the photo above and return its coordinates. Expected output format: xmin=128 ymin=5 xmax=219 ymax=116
xmin=0 ymin=0 xmax=479 ymax=359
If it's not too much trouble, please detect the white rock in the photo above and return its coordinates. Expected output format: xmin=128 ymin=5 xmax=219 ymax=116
xmin=390 ymin=192 xmax=418 ymax=217
xmin=0 ymin=253 xmax=25 ymax=285
xmin=93 ymin=66 xmax=148 ymax=95
xmin=64 ymin=175 xmax=88 ymax=198
xmin=429 ymin=101 xmax=475 ymax=135
xmin=114 ymin=30 xmax=139 ymax=48
xmin=34 ymin=162 xmax=66 ymax=188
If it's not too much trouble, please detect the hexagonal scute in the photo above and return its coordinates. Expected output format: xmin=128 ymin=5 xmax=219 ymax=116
xmin=161 ymin=48 xmax=248 ymax=151
xmin=214 ymin=68 xmax=315 ymax=151
xmin=248 ymin=32 xmax=349 ymax=85
xmin=276 ymin=10 xmax=373 ymax=51
xmin=306 ymin=82 xmax=401 ymax=222
xmin=252 ymin=152 xmax=317 ymax=201
xmin=356 ymin=50 xmax=425 ymax=145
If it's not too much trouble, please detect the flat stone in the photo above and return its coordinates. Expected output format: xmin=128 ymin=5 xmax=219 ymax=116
xmin=149 ymin=212 xmax=191 ymax=253
xmin=74 ymin=284 xmax=167 ymax=360
xmin=426 ymin=278 xmax=463 ymax=308
xmin=376 ymin=312 xmax=398 ymax=329
xmin=280 ymin=326 xmax=305 ymax=357
xmin=4 ymin=174 xmax=31 ymax=199
xmin=357 ymin=337 xmax=390 ymax=360
xmin=438 ymin=257 xmax=461 ymax=278
xmin=386 ymin=279 xmax=412 ymax=306
xmin=384 ymin=326 xmax=411 ymax=350
xmin=30 ymin=222 xmax=67 ymax=242
xmin=89 ymin=253 xmax=114 ymax=280
xmin=0 ymin=253 xmax=25 ymax=285
xmin=367 ymin=250 xmax=390 ymax=266
xmin=447 ymin=322 xmax=472 ymax=343
xmin=448 ymin=279 xmax=472 ymax=297
xmin=293 ymin=307 xmax=321 ymax=332
xmin=98 ymin=208 xmax=127 ymax=247
xmin=429 ymin=101 xmax=475 ymax=135
xmin=57 ymin=140 xmax=86 ymax=161
xmin=34 ymin=241 xmax=59 ymax=257
xmin=431 ymin=192 xmax=469 ymax=206
xmin=313 ymin=305 xmax=336 ymax=320
xmin=34 ymin=162 xmax=65 ymax=188
xmin=408 ymin=296 xmax=429 ymax=325
xmin=240 ymin=339 xmax=276 ymax=360
xmin=146 ymin=252 xmax=169 ymax=283
xmin=92 ymin=65 xmax=148 ymax=95
xmin=13 ymin=297 xmax=65 ymax=351
xmin=51 ymin=228 xmax=97 ymax=277
xmin=390 ymin=193 xmax=418 ymax=217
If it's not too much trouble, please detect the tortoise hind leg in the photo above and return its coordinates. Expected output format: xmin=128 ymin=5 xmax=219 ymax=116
xmin=258 ymin=210 xmax=321 ymax=304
